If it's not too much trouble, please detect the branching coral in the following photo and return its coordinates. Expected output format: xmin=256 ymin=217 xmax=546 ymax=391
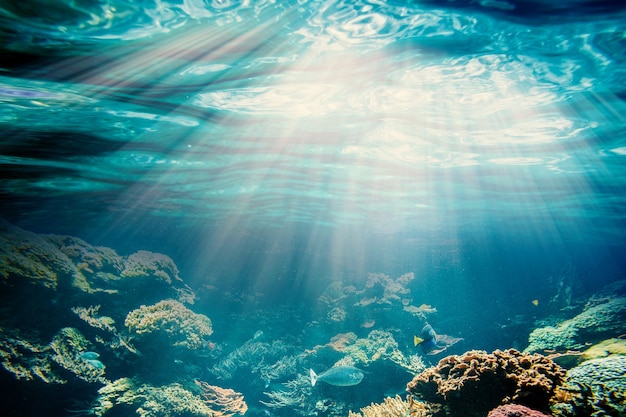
xmin=50 ymin=327 xmax=109 ymax=384
xmin=209 ymin=337 xmax=291 ymax=381
xmin=73 ymin=305 xmax=140 ymax=355
xmin=125 ymin=300 xmax=212 ymax=350
xmin=0 ymin=326 xmax=63 ymax=383
xmin=195 ymin=380 xmax=247 ymax=416
xmin=349 ymin=395 xmax=432 ymax=417
xmin=407 ymin=349 xmax=565 ymax=417
xmin=261 ymin=372 xmax=312 ymax=413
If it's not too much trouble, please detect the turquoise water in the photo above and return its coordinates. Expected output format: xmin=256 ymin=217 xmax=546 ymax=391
xmin=1 ymin=1 xmax=626 ymax=417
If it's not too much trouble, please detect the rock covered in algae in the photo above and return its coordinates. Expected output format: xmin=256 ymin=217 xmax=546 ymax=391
xmin=125 ymin=299 xmax=212 ymax=350
xmin=407 ymin=349 xmax=565 ymax=417
xmin=550 ymin=355 xmax=626 ymax=417
xmin=525 ymin=294 xmax=626 ymax=354
xmin=0 ymin=221 xmax=195 ymax=304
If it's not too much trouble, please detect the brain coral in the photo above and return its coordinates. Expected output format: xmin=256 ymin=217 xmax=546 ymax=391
xmin=488 ymin=404 xmax=551 ymax=417
xmin=407 ymin=349 xmax=565 ymax=417
xmin=125 ymin=300 xmax=212 ymax=350
xmin=550 ymin=355 xmax=626 ymax=417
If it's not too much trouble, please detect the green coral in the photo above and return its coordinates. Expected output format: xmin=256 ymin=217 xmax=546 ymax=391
xmin=125 ymin=300 xmax=212 ymax=350
xmin=525 ymin=297 xmax=626 ymax=353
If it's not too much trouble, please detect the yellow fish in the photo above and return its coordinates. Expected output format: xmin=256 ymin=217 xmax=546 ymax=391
xmin=532 ymin=299 xmax=539 ymax=306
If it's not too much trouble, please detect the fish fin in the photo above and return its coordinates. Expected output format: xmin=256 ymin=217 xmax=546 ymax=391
xmin=309 ymin=369 xmax=318 ymax=387
xmin=414 ymin=335 xmax=424 ymax=346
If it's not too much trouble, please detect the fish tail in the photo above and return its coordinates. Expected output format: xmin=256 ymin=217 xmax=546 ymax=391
xmin=414 ymin=335 xmax=423 ymax=347
xmin=309 ymin=369 xmax=318 ymax=387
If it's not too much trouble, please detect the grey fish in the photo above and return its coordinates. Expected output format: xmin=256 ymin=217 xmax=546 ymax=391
xmin=309 ymin=366 xmax=364 ymax=387
xmin=79 ymin=351 xmax=100 ymax=360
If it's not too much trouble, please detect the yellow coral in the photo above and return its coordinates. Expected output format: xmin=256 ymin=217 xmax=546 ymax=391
xmin=349 ymin=395 xmax=430 ymax=417
xmin=125 ymin=299 xmax=212 ymax=350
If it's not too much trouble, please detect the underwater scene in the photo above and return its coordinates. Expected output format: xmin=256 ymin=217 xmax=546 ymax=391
xmin=1 ymin=0 xmax=626 ymax=417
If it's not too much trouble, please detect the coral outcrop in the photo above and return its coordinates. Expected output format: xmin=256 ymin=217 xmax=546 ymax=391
xmin=488 ymin=404 xmax=551 ymax=417
xmin=349 ymin=395 xmax=432 ymax=417
xmin=550 ymin=355 xmax=626 ymax=417
xmin=195 ymin=379 xmax=248 ymax=417
xmin=125 ymin=299 xmax=212 ymax=350
xmin=525 ymin=289 xmax=626 ymax=354
xmin=0 ymin=221 xmax=195 ymax=306
xmin=407 ymin=349 xmax=565 ymax=417
xmin=96 ymin=377 xmax=214 ymax=417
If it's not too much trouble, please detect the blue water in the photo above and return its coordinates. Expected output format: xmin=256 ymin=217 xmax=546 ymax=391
xmin=1 ymin=1 xmax=625 ymax=416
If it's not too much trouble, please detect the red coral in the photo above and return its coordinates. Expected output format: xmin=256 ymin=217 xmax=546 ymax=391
xmin=407 ymin=349 xmax=565 ymax=417
xmin=487 ymin=404 xmax=551 ymax=417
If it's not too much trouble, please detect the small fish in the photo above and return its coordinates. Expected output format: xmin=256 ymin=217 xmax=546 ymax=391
xmin=310 ymin=366 xmax=364 ymax=387
xmin=532 ymin=299 xmax=539 ymax=306
xmin=414 ymin=324 xmax=438 ymax=353
xmin=253 ymin=330 xmax=264 ymax=340
xmin=85 ymin=359 xmax=105 ymax=369
xmin=79 ymin=351 xmax=100 ymax=360
xmin=360 ymin=320 xmax=376 ymax=329
xmin=414 ymin=324 xmax=463 ymax=355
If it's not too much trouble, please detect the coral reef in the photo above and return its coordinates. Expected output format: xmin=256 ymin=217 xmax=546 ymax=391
xmin=317 ymin=273 xmax=439 ymax=331
xmin=407 ymin=349 xmax=566 ymax=417
xmin=195 ymin=379 xmax=248 ymax=417
xmin=307 ymin=330 xmax=426 ymax=375
xmin=549 ymin=355 xmax=626 ymax=417
xmin=261 ymin=372 xmax=314 ymax=414
xmin=0 ymin=221 xmax=77 ymax=290
xmin=121 ymin=250 xmax=195 ymax=304
xmin=0 ymin=222 xmax=195 ymax=305
xmin=0 ymin=325 xmax=108 ymax=385
xmin=525 ymin=296 xmax=626 ymax=353
xmin=579 ymin=337 xmax=626 ymax=362
xmin=49 ymin=327 xmax=109 ymax=384
xmin=349 ymin=395 xmax=432 ymax=417
xmin=96 ymin=377 xmax=213 ymax=417
xmin=209 ymin=335 xmax=292 ymax=381
xmin=124 ymin=299 xmax=212 ymax=350
xmin=0 ymin=326 xmax=63 ymax=383
xmin=488 ymin=404 xmax=551 ymax=417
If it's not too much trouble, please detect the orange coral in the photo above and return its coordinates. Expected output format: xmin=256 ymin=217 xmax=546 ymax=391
xmin=407 ymin=349 xmax=565 ymax=417
xmin=195 ymin=379 xmax=248 ymax=417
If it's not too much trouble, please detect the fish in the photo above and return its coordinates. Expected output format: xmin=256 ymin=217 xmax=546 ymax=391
xmin=414 ymin=324 xmax=438 ymax=353
xmin=309 ymin=366 xmax=364 ymax=387
xmin=85 ymin=359 xmax=105 ymax=369
xmin=79 ymin=351 xmax=100 ymax=360
xmin=532 ymin=299 xmax=539 ymax=306
xmin=414 ymin=324 xmax=463 ymax=355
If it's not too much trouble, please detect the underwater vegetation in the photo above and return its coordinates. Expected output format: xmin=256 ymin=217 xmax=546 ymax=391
xmin=2 ymin=220 xmax=626 ymax=417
